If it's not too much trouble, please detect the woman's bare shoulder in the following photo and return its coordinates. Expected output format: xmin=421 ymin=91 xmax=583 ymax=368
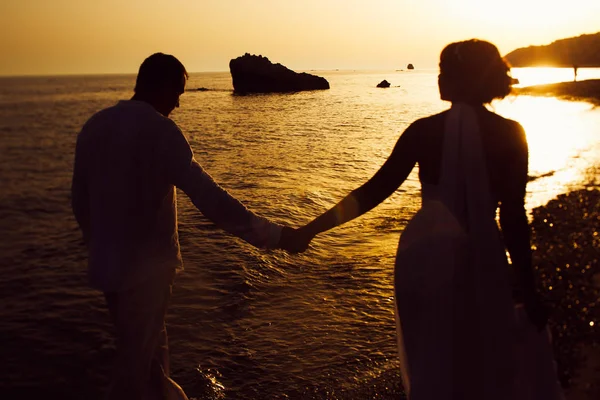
xmin=411 ymin=110 xmax=448 ymax=128
xmin=483 ymin=110 xmax=527 ymax=146
xmin=401 ymin=111 xmax=448 ymax=141
xmin=403 ymin=109 xmax=525 ymax=146
xmin=485 ymin=109 xmax=524 ymax=130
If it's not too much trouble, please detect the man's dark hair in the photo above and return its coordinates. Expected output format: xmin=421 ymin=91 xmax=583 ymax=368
xmin=134 ymin=53 xmax=188 ymax=95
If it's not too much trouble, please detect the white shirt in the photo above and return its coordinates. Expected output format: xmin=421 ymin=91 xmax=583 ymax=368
xmin=71 ymin=100 xmax=282 ymax=292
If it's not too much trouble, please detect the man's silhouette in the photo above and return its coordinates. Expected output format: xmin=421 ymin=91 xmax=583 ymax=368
xmin=71 ymin=53 xmax=285 ymax=399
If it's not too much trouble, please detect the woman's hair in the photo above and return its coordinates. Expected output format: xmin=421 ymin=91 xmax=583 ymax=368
xmin=439 ymin=39 xmax=512 ymax=104
xmin=134 ymin=53 xmax=188 ymax=95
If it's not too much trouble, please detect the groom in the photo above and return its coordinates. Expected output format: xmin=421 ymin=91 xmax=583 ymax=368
xmin=71 ymin=52 xmax=302 ymax=399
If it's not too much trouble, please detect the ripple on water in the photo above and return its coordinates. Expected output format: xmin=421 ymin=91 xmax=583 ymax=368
xmin=1 ymin=71 xmax=600 ymax=398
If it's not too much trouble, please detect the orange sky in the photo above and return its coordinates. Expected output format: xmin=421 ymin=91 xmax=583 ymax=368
xmin=0 ymin=0 xmax=598 ymax=76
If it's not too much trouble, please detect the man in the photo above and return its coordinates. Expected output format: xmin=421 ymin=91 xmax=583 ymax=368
xmin=71 ymin=53 xmax=293 ymax=400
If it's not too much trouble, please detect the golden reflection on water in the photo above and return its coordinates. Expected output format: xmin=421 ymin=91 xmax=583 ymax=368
xmin=495 ymin=95 xmax=600 ymax=211
xmin=510 ymin=67 xmax=600 ymax=88
xmin=1 ymin=71 xmax=599 ymax=398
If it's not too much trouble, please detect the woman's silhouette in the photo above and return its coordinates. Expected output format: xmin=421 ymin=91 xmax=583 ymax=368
xmin=286 ymin=39 xmax=562 ymax=399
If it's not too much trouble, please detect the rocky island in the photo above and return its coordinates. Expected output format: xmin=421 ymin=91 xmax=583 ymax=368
xmin=229 ymin=53 xmax=330 ymax=94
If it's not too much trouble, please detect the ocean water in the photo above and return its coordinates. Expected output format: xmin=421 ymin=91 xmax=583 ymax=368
xmin=1 ymin=68 xmax=599 ymax=400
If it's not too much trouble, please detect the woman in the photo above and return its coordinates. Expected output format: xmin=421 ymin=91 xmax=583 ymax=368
xmin=284 ymin=40 xmax=561 ymax=399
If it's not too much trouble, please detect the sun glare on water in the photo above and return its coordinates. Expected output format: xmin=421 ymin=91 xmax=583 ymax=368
xmin=495 ymin=95 xmax=600 ymax=210
xmin=511 ymin=68 xmax=578 ymax=87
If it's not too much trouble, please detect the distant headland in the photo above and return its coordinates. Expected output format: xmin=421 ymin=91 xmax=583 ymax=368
xmin=229 ymin=53 xmax=330 ymax=94
xmin=506 ymin=32 xmax=600 ymax=106
xmin=504 ymin=32 xmax=600 ymax=68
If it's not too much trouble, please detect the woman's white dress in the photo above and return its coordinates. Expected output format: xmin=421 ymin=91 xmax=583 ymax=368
xmin=394 ymin=104 xmax=564 ymax=400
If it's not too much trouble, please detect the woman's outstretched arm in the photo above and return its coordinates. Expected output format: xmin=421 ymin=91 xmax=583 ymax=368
xmin=299 ymin=123 xmax=420 ymax=240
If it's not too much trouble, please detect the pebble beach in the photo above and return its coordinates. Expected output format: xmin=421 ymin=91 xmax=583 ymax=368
xmin=521 ymin=78 xmax=600 ymax=399
xmin=531 ymin=188 xmax=600 ymax=399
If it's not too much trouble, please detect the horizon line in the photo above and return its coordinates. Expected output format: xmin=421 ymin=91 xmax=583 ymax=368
xmin=2 ymin=66 xmax=597 ymax=79
xmin=0 ymin=67 xmax=441 ymax=79
xmin=0 ymin=65 xmax=600 ymax=79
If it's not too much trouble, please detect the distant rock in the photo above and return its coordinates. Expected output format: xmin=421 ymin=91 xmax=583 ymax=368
xmin=377 ymin=80 xmax=391 ymax=88
xmin=229 ymin=53 xmax=330 ymax=93
xmin=504 ymin=32 xmax=600 ymax=67
xmin=407 ymin=64 xmax=415 ymax=70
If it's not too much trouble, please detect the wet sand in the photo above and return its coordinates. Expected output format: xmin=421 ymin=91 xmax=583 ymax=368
xmin=514 ymin=79 xmax=600 ymax=106
xmin=530 ymin=187 xmax=600 ymax=399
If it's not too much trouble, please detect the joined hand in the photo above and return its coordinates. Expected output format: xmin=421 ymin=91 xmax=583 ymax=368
xmin=279 ymin=226 xmax=313 ymax=253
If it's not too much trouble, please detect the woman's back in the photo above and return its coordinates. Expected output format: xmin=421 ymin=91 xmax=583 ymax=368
xmin=409 ymin=107 xmax=528 ymax=207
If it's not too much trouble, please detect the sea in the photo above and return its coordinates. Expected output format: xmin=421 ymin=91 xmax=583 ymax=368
xmin=1 ymin=67 xmax=600 ymax=400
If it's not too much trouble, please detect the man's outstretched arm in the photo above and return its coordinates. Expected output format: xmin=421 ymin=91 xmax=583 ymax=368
xmin=162 ymin=125 xmax=282 ymax=249
xmin=177 ymin=160 xmax=283 ymax=249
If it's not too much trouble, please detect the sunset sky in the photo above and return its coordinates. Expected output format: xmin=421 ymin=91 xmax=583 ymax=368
xmin=1 ymin=0 xmax=599 ymax=76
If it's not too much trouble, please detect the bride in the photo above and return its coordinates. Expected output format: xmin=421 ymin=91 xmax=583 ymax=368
xmin=282 ymin=39 xmax=563 ymax=399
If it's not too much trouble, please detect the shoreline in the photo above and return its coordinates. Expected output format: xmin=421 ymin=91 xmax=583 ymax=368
xmin=530 ymin=188 xmax=600 ymax=399
xmin=518 ymin=80 xmax=599 ymax=400
xmin=514 ymin=79 xmax=600 ymax=106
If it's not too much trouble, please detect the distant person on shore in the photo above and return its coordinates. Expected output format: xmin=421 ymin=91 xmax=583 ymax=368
xmin=573 ymin=64 xmax=579 ymax=82
xmin=282 ymin=40 xmax=563 ymax=399
xmin=71 ymin=53 xmax=291 ymax=400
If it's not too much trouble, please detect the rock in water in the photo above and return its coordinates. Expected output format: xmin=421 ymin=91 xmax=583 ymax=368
xmin=229 ymin=53 xmax=330 ymax=93
xmin=377 ymin=80 xmax=391 ymax=88
xmin=407 ymin=63 xmax=415 ymax=70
